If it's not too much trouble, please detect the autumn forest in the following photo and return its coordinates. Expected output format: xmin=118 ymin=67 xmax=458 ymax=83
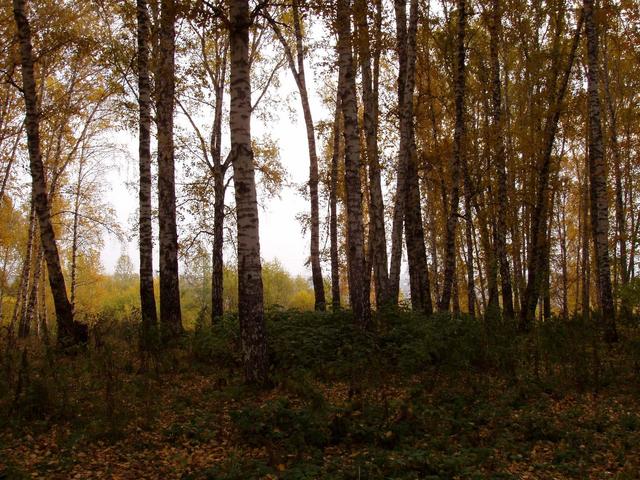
xmin=1 ymin=0 xmax=640 ymax=478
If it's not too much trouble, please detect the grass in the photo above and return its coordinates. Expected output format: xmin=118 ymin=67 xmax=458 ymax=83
xmin=1 ymin=310 xmax=639 ymax=479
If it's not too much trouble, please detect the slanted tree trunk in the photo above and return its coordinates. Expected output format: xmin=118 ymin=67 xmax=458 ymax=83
xmin=439 ymin=0 xmax=466 ymax=312
xmin=157 ymin=0 xmax=182 ymax=338
xmin=230 ymin=0 xmax=268 ymax=384
xmin=294 ymin=1 xmax=325 ymax=312
xmin=584 ymin=0 xmax=616 ymax=341
xmin=336 ymin=0 xmax=371 ymax=327
xmin=268 ymin=0 xmax=325 ymax=311
xmin=137 ymin=0 xmax=158 ymax=334
xmin=520 ymin=9 xmax=583 ymax=329
xmin=330 ymin=93 xmax=342 ymax=311
xmin=0 ymin=129 xmax=21 ymax=203
xmin=355 ymin=0 xmax=390 ymax=308
xmin=12 ymin=0 xmax=85 ymax=346
xmin=489 ymin=0 xmax=514 ymax=319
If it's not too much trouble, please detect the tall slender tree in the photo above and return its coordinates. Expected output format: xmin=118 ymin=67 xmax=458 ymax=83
xmin=157 ymin=0 xmax=182 ymax=338
xmin=266 ymin=0 xmax=326 ymax=311
xmin=584 ymin=0 xmax=616 ymax=341
xmin=355 ymin=0 xmax=390 ymax=308
xmin=389 ymin=2 xmax=407 ymax=306
xmin=330 ymin=92 xmax=342 ymax=311
xmin=230 ymin=0 xmax=268 ymax=383
xmin=439 ymin=0 xmax=467 ymax=312
xmin=210 ymin=39 xmax=228 ymax=322
xmin=336 ymin=0 xmax=371 ymax=327
xmin=400 ymin=0 xmax=432 ymax=314
xmin=137 ymin=0 xmax=158 ymax=337
xmin=489 ymin=0 xmax=515 ymax=319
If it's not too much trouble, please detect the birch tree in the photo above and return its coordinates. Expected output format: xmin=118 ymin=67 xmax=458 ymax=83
xmin=229 ymin=0 xmax=268 ymax=383
xmin=157 ymin=0 xmax=183 ymax=339
xmin=137 ymin=0 xmax=158 ymax=337
xmin=336 ymin=0 xmax=371 ymax=327
xmin=12 ymin=0 xmax=87 ymax=346
xmin=584 ymin=0 xmax=617 ymax=341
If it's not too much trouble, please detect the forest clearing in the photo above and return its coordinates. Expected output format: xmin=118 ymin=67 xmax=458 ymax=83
xmin=1 ymin=0 xmax=640 ymax=478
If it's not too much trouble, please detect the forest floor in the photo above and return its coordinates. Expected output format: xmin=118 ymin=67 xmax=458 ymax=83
xmin=1 ymin=311 xmax=640 ymax=479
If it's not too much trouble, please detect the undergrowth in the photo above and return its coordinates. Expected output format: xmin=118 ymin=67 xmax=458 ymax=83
xmin=1 ymin=309 xmax=639 ymax=479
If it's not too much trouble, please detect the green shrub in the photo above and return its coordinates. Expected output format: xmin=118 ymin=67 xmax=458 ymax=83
xmin=190 ymin=313 xmax=241 ymax=367
xmin=231 ymin=398 xmax=330 ymax=454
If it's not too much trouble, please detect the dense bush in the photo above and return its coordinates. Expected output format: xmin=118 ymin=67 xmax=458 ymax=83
xmin=184 ymin=307 xmax=640 ymax=389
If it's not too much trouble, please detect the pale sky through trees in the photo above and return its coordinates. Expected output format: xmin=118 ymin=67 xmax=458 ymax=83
xmin=101 ymin=62 xmax=330 ymax=279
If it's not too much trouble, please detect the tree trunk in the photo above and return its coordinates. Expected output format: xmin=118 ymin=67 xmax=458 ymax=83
xmin=473 ymin=224 xmax=488 ymax=312
xmin=18 ymin=228 xmax=39 ymax=339
xmin=584 ymin=0 xmax=616 ymax=341
xmin=542 ymin=189 xmax=554 ymax=321
xmin=402 ymin=0 xmax=433 ymax=314
xmin=463 ymin=186 xmax=475 ymax=317
xmin=230 ymin=0 xmax=268 ymax=384
xmin=265 ymin=5 xmax=325 ymax=311
xmin=210 ymin=39 xmax=228 ymax=322
xmin=489 ymin=0 xmax=514 ymax=319
xmin=439 ymin=0 xmax=466 ymax=312
xmin=0 ymin=129 xmax=21 ymax=203
xmin=581 ymin=156 xmax=591 ymax=321
xmin=70 ymin=155 xmax=84 ymax=311
xmin=602 ymin=37 xmax=627 ymax=294
xmin=0 ymin=248 xmax=9 ymax=323
xmin=330 ymin=93 xmax=341 ymax=311
xmin=157 ymin=0 xmax=182 ymax=338
xmin=12 ymin=0 xmax=85 ymax=346
xmin=355 ymin=0 xmax=390 ymax=308
xmin=452 ymin=254 xmax=461 ymax=314
xmin=558 ymin=187 xmax=569 ymax=320
xmin=14 ymin=201 xmax=35 ymax=338
xmin=38 ymin=255 xmax=49 ymax=344
xmin=211 ymin=76 xmax=227 ymax=322
xmin=520 ymin=9 xmax=583 ymax=329
xmin=389 ymin=0 xmax=409 ymax=306
xmin=269 ymin=1 xmax=326 ymax=311
xmin=336 ymin=0 xmax=371 ymax=327
xmin=137 ymin=0 xmax=158 ymax=334
xmin=294 ymin=1 xmax=325 ymax=311
xmin=24 ymin=247 xmax=43 ymax=338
